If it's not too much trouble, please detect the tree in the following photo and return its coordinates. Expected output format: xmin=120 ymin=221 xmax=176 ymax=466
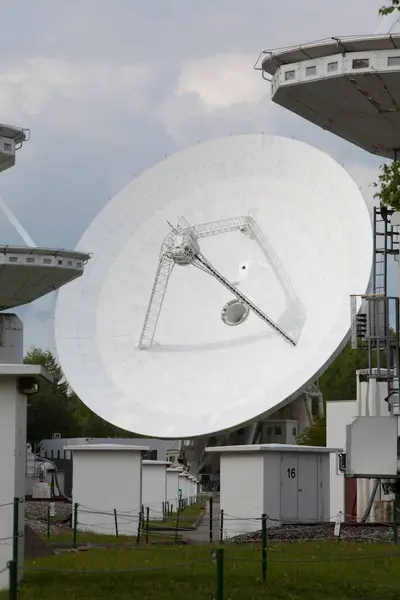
xmin=25 ymin=349 xmax=79 ymax=444
xmin=379 ymin=1 xmax=400 ymax=15
xmin=297 ymin=415 xmax=326 ymax=446
xmin=25 ymin=347 xmax=134 ymax=443
xmin=373 ymin=162 xmax=400 ymax=211
xmin=297 ymin=341 xmax=388 ymax=446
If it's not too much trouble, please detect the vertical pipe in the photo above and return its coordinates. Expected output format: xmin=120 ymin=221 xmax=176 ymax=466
xmin=73 ymin=503 xmax=79 ymax=549
xmin=215 ymin=548 xmax=224 ymax=600
xmin=384 ymin=212 xmax=388 ymax=296
xmin=209 ymin=496 xmax=213 ymax=544
xmin=395 ymin=298 xmax=400 ymax=395
xmin=162 ymin=501 xmax=165 ymax=522
xmin=220 ymin=509 xmax=224 ymax=543
xmin=372 ymin=206 xmax=377 ymax=294
xmin=261 ymin=513 xmax=268 ymax=582
xmin=113 ymin=509 xmax=119 ymax=538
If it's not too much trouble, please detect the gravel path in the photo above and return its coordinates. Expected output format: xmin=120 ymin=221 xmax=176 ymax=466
xmin=25 ymin=501 xmax=72 ymax=537
xmin=228 ymin=523 xmax=395 ymax=544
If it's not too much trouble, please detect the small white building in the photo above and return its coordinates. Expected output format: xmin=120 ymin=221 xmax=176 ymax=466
xmin=188 ymin=475 xmax=198 ymax=501
xmin=206 ymin=443 xmax=338 ymax=539
xmin=66 ymin=444 xmax=148 ymax=535
xmin=166 ymin=467 xmax=182 ymax=510
xmin=178 ymin=472 xmax=190 ymax=501
xmin=142 ymin=460 xmax=169 ymax=520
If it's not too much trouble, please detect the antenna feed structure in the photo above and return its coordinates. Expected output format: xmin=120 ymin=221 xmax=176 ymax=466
xmin=163 ymin=228 xmax=200 ymax=266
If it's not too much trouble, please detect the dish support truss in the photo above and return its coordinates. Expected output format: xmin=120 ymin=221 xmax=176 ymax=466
xmin=350 ymin=206 xmax=400 ymax=408
xmin=138 ymin=215 xmax=299 ymax=349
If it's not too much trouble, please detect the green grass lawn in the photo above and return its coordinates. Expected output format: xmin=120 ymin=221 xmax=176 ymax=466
xmin=149 ymin=501 xmax=206 ymax=529
xmin=44 ymin=529 xmax=179 ymax=546
xmin=4 ymin=540 xmax=400 ymax=599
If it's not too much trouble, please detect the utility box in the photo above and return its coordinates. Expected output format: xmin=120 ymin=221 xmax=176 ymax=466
xmin=65 ymin=444 xmax=149 ymax=535
xmin=346 ymin=416 xmax=398 ymax=477
xmin=205 ymin=443 xmax=338 ymax=539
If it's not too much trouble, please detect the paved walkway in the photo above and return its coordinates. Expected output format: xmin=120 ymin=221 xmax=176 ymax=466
xmin=181 ymin=500 xmax=220 ymax=545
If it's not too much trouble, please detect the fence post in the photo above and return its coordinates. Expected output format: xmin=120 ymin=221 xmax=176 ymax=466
xmin=113 ymin=509 xmax=119 ymax=538
xmin=72 ymin=503 xmax=79 ymax=549
xmin=8 ymin=560 xmax=17 ymax=600
xmin=9 ymin=497 xmax=19 ymax=600
xmin=136 ymin=509 xmax=143 ymax=546
xmin=215 ymin=548 xmax=224 ymax=600
xmin=209 ymin=496 xmax=213 ymax=544
xmin=393 ymin=500 xmax=398 ymax=545
xmin=219 ymin=510 xmax=224 ymax=543
xmin=12 ymin=498 xmax=19 ymax=567
xmin=47 ymin=503 xmax=51 ymax=539
xmin=145 ymin=507 xmax=150 ymax=544
xmin=170 ymin=503 xmax=173 ymax=517
xmin=261 ymin=513 xmax=268 ymax=582
xmin=174 ymin=505 xmax=181 ymax=545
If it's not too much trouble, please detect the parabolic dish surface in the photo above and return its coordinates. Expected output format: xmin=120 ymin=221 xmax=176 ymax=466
xmin=55 ymin=134 xmax=373 ymax=439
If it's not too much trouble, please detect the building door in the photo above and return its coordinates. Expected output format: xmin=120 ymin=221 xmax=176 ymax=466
xmin=280 ymin=454 xmax=298 ymax=521
xmin=297 ymin=454 xmax=319 ymax=522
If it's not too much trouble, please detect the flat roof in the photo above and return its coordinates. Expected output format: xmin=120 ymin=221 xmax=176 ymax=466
xmin=64 ymin=444 xmax=150 ymax=452
xmin=0 ymin=364 xmax=52 ymax=382
xmin=205 ymin=444 xmax=340 ymax=454
xmin=142 ymin=460 xmax=170 ymax=466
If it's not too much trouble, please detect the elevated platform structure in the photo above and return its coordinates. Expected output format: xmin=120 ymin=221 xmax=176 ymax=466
xmin=260 ymin=34 xmax=400 ymax=159
xmin=0 ymin=247 xmax=89 ymax=310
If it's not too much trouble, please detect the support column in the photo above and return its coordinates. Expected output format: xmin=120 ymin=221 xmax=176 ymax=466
xmin=0 ymin=315 xmax=50 ymax=590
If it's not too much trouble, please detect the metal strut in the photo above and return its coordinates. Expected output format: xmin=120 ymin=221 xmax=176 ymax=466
xmin=193 ymin=253 xmax=296 ymax=346
xmin=138 ymin=215 xmax=297 ymax=349
xmin=138 ymin=253 xmax=174 ymax=349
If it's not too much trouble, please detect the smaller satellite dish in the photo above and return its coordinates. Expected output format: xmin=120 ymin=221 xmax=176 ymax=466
xmin=55 ymin=134 xmax=372 ymax=439
xmin=0 ymin=246 xmax=90 ymax=310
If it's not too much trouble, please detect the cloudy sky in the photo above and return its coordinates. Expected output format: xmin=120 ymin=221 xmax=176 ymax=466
xmin=0 ymin=0 xmax=390 ymax=353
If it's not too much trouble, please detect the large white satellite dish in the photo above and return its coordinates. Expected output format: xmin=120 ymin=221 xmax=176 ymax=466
xmin=55 ymin=134 xmax=372 ymax=439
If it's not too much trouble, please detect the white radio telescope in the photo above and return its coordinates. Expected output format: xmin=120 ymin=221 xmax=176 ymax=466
xmin=55 ymin=134 xmax=372 ymax=439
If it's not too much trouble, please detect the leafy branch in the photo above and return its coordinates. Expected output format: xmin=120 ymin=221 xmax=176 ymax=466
xmin=379 ymin=0 xmax=400 ymax=15
xmin=373 ymin=161 xmax=400 ymax=211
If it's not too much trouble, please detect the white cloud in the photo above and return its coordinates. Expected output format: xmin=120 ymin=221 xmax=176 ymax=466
xmin=0 ymin=58 xmax=152 ymax=121
xmin=176 ymin=53 xmax=266 ymax=111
